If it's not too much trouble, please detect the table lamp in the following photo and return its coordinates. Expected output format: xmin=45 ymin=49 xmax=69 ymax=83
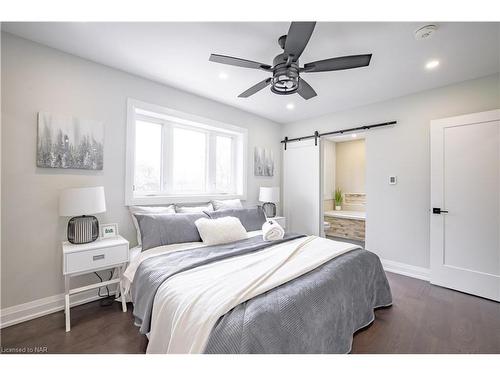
xmin=59 ymin=186 xmax=106 ymax=244
xmin=259 ymin=187 xmax=280 ymax=218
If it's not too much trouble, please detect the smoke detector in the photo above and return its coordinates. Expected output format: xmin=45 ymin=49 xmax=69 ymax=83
xmin=415 ymin=25 xmax=438 ymax=40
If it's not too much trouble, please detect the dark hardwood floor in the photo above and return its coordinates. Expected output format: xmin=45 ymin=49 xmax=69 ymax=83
xmin=351 ymin=273 xmax=500 ymax=353
xmin=1 ymin=272 xmax=499 ymax=354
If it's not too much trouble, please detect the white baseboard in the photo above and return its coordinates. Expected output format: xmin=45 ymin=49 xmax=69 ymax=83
xmin=0 ymin=286 xmax=117 ymax=329
xmin=381 ymin=258 xmax=430 ymax=281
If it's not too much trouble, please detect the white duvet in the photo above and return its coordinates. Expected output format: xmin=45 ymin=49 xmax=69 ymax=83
xmin=146 ymin=235 xmax=360 ymax=354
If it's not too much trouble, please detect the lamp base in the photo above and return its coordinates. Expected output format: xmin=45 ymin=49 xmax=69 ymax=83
xmin=67 ymin=215 xmax=99 ymax=244
xmin=262 ymin=202 xmax=277 ymax=218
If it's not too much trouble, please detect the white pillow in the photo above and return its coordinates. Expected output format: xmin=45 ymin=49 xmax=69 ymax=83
xmin=128 ymin=205 xmax=175 ymax=245
xmin=176 ymin=203 xmax=214 ymax=213
xmin=212 ymin=199 xmax=243 ymax=211
xmin=195 ymin=216 xmax=248 ymax=246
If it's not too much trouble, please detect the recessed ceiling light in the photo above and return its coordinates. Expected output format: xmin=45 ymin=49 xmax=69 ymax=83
xmin=351 ymin=133 xmax=357 ymax=138
xmin=286 ymin=103 xmax=295 ymax=110
xmin=425 ymin=60 xmax=440 ymax=70
xmin=218 ymin=72 xmax=229 ymax=80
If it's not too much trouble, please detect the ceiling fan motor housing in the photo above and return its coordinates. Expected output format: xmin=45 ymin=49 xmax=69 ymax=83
xmin=271 ymin=53 xmax=300 ymax=95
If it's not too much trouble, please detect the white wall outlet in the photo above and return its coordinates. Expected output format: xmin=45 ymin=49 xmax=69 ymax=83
xmin=389 ymin=176 xmax=397 ymax=185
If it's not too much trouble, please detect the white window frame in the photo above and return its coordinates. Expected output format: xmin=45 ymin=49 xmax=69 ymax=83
xmin=125 ymin=99 xmax=247 ymax=205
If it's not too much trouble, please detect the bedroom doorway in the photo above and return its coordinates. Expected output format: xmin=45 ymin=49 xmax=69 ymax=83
xmin=321 ymin=134 xmax=366 ymax=248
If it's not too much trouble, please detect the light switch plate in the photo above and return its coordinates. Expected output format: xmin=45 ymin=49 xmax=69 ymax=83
xmin=389 ymin=176 xmax=397 ymax=185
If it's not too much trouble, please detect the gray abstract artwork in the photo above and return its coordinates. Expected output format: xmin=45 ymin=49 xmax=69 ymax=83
xmin=254 ymin=147 xmax=274 ymax=177
xmin=37 ymin=112 xmax=103 ymax=170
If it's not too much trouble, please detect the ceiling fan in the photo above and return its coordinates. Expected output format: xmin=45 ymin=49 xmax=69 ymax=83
xmin=209 ymin=22 xmax=372 ymax=100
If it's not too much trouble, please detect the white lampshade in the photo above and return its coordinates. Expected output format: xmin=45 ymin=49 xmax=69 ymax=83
xmin=259 ymin=187 xmax=280 ymax=203
xmin=59 ymin=186 xmax=106 ymax=217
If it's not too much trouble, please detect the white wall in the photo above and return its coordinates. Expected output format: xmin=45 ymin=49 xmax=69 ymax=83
xmin=283 ymin=73 xmax=500 ymax=268
xmin=335 ymin=139 xmax=366 ymax=194
xmin=1 ymin=33 xmax=282 ymax=309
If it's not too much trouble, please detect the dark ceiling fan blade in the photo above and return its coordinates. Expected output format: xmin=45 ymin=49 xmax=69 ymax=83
xmin=238 ymin=78 xmax=272 ymax=98
xmin=297 ymin=78 xmax=317 ymax=100
xmin=284 ymin=22 xmax=316 ymax=61
xmin=303 ymin=54 xmax=372 ymax=73
xmin=209 ymin=54 xmax=272 ymax=71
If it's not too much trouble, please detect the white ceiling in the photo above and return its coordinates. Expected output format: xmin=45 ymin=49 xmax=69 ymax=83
xmin=3 ymin=22 xmax=499 ymax=124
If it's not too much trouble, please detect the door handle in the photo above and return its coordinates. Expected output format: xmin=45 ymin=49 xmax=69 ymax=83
xmin=432 ymin=207 xmax=449 ymax=214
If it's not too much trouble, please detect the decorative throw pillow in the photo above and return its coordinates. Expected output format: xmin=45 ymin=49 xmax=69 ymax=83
xmin=194 ymin=216 xmax=248 ymax=246
xmin=175 ymin=203 xmax=214 ymax=213
xmin=129 ymin=205 xmax=176 ymax=246
xmin=134 ymin=212 xmax=208 ymax=251
xmin=211 ymin=199 xmax=243 ymax=211
xmin=205 ymin=206 xmax=266 ymax=232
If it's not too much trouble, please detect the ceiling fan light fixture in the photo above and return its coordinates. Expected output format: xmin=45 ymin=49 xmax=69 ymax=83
xmin=271 ymin=62 xmax=300 ymax=95
xmin=271 ymin=75 xmax=299 ymax=94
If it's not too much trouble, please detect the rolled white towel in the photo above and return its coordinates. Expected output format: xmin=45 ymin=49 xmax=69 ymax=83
xmin=262 ymin=219 xmax=285 ymax=241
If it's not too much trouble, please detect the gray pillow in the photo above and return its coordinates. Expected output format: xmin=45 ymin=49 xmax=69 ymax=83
xmin=211 ymin=199 xmax=243 ymax=210
xmin=128 ymin=205 xmax=176 ymax=246
xmin=134 ymin=213 xmax=208 ymax=251
xmin=205 ymin=207 xmax=266 ymax=232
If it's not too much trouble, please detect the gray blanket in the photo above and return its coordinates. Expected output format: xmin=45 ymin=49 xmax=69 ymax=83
xmin=204 ymin=248 xmax=392 ymax=353
xmin=132 ymin=235 xmax=392 ymax=353
xmin=131 ymin=233 xmax=305 ymax=334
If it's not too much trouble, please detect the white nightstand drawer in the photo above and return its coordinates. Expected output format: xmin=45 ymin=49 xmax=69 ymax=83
xmin=65 ymin=244 xmax=128 ymax=274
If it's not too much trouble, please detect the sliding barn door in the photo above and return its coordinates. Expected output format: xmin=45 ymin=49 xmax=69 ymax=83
xmin=283 ymin=139 xmax=322 ymax=236
xmin=430 ymin=109 xmax=500 ymax=301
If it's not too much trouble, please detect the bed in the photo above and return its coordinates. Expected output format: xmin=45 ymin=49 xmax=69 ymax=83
xmin=122 ymin=221 xmax=392 ymax=354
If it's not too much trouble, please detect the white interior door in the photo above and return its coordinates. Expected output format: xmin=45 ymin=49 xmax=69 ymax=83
xmin=283 ymin=139 xmax=322 ymax=236
xmin=430 ymin=109 xmax=500 ymax=301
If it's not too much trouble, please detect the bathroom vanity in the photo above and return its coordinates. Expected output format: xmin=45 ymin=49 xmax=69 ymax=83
xmin=324 ymin=210 xmax=366 ymax=241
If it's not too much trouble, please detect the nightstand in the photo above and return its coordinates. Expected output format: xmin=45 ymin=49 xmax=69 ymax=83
xmin=62 ymin=235 xmax=129 ymax=332
xmin=269 ymin=216 xmax=286 ymax=229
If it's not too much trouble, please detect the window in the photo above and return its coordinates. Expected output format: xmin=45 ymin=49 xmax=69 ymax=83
xmin=171 ymin=127 xmax=206 ymax=192
xmin=126 ymin=99 xmax=247 ymax=205
xmin=134 ymin=120 xmax=162 ymax=192
xmin=215 ymin=135 xmax=233 ymax=192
